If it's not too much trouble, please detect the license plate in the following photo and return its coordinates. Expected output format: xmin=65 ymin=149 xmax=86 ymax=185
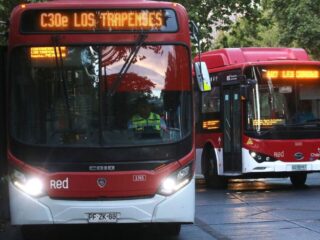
xmin=292 ymin=164 xmax=307 ymax=171
xmin=88 ymin=212 xmax=120 ymax=223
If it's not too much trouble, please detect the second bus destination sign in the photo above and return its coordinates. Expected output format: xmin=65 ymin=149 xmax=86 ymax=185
xmin=21 ymin=9 xmax=178 ymax=32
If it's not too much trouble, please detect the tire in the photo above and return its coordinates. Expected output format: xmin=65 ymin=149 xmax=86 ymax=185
xmin=21 ymin=225 xmax=45 ymax=240
xmin=160 ymin=223 xmax=181 ymax=236
xmin=202 ymin=147 xmax=228 ymax=189
xmin=290 ymin=173 xmax=307 ymax=188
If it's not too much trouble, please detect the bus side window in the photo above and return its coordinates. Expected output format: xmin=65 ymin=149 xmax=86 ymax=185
xmin=201 ymin=88 xmax=220 ymax=114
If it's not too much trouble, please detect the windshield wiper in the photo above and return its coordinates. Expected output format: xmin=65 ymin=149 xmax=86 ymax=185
xmin=52 ymin=36 xmax=72 ymax=129
xmin=108 ymin=34 xmax=148 ymax=96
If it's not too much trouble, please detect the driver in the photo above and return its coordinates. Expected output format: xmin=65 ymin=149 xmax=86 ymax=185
xmin=128 ymin=98 xmax=166 ymax=133
xmin=293 ymin=100 xmax=315 ymax=123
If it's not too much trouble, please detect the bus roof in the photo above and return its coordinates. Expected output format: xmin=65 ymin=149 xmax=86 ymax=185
xmin=197 ymin=48 xmax=312 ymax=70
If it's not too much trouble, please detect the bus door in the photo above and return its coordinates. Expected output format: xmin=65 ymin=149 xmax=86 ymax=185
xmin=222 ymin=83 xmax=242 ymax=172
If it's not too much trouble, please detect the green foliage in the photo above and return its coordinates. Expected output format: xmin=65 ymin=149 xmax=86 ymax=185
xmin=0 ymin=0 xmax=21 ymax=20
xmin=214 ymin=0 xmax=320 ymax=60
xmin=271 ymin=0 xmax=320 ymax=59
xmin=0 ymin=0 xmax=46 ymax=23
xmin=0 ymin=0 xmax=23 ymax=45
xmin=214 ymin=6 xmax=281 ymax=49
xmin=174 ymin=0 xmax=260 ymax=52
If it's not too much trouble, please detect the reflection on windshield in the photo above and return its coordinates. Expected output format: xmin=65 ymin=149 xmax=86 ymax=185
xmin=246 ymin=66 xmax=320 ymax=132
xmin=10 ymin=45 xmax=191 ymax=147
xmin=81 ymin=46 xmax=99 ymax=87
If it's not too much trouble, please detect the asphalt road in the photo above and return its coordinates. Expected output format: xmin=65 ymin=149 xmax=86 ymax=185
xmin=2 ymin=173 xmax=320 ymax=240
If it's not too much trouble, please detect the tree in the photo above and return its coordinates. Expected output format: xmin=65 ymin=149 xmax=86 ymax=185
xmin=0 ymin=0 xmax=45 ymax=42
xmin=271 ymin=0 xmax=320 ymax=59
xmin=214 ymin=0 xmax=320 ymax=60
xmin=1 ymin=1 xmax=43 ymax=44
xmin=214 ymin=2 xmax=281 ymax=49
xmin=0 ymin=1 xmax=23 ymax=22
xmin=174 ymin=0 xmax=260 ymax=52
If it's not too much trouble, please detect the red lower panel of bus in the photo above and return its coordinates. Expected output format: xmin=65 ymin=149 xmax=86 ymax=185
xmin=243 ymin=136 xmax=320 ymax=162
xmin=9 ymin=151 xmax=194 ymax=199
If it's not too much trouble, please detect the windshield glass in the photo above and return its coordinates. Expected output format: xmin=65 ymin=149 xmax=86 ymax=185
xmin=10 ymin=45 xmax=192 ymax=147
xmin=246 ymin=66 xmax=320 ymax=132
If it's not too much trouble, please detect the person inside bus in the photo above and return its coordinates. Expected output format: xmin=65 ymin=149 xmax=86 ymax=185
xmin=293 ymin=100 xmax=315 ymax=123
xmin=128 ymin=98 xmax=166 ymax=138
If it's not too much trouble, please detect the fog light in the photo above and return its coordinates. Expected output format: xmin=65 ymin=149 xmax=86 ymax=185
xmin=250 ymin=151 xmax=257 ymax=158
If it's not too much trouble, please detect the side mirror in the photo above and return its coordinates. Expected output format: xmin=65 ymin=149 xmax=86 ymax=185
xmin=240 ymin=85 xmax=250 ymax=99
xmin=194 ymin=62 xmax=211 ymax=92
xmin=246 ymin=78 xmax=257 ymax=85
xmin=240 ymin=79 xmax=256 ymax=99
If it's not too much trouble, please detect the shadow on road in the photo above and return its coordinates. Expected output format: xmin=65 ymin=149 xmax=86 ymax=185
xmin=196 ymin=177 xmax=320 ymax=193
xmin=19 ymin=224 xmax=181 ymax=240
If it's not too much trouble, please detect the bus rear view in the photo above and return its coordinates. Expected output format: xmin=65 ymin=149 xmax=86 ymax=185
xmin=7 ymin=0 xmax=194 ymax=236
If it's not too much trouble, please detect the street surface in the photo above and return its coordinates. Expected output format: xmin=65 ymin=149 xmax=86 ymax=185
xmin=2 ymin=173 xmax=320 ymax=240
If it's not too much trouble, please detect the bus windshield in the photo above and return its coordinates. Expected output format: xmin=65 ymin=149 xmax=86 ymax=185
xmin=246 ymin=66 xmax=320 ymax=133
xmin=10 ymin=45 xmax=192 ymax=147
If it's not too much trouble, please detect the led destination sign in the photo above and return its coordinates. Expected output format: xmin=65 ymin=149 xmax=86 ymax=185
xmin=40 ymin=11 xmax=163 ymax=30
xmin=21 ymin=9 xmax=178 ymax=33
xmin=264 ymin=69 xmax=320 ymax=79
xmin=30 ymin=47 xmax=67 ymax=59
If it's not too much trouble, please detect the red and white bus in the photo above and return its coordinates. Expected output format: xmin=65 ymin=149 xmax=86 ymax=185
xmin=4 ymin=0 xmax=195 ymax=236
xmin=194 ymin=48 xmax=320 ymax=188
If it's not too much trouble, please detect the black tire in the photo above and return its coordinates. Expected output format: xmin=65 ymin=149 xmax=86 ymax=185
xmin=290 ymin=173 xmax=307 ymax=188
xmin=160 ymin=223 xmax=181 ymax=236
xmin=21 ymin=225 xmax=45 ymax=240
xmin=202 ymin=148 xmax=228 ymax=189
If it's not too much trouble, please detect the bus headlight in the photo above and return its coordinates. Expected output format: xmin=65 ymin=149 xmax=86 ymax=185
xmin=158 ymin=163 xmax=193 ymax=196
xmin=249 ymin=151 xmax=277 ymax=163
xmin=11 ymin=169 xmax=44 ymax=197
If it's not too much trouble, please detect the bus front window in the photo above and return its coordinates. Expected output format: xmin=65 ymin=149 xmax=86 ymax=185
xmin=10 ymin=45 xmax=192 ymax=147
xmin=246 ymin=66 xmax=320 ymax=133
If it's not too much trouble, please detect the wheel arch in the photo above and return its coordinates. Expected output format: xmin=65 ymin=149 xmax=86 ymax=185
xmin=201 ymin=142 xmax=217 ymax=176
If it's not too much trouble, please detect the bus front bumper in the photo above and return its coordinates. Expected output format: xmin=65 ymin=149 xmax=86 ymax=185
xmin=9 ymin=178 xmax=195 ymax=225
xmin=243 ymin=149 xmax=320 ymax=173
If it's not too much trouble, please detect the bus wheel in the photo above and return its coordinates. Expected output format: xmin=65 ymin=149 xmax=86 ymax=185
xmin=160 ymin=223 xmax=181 ymax=236
xmin=21 ymin=225 xmax=46 ymax=240
xmin=203 ymin=148 xmax=227 ymax=189
xmin=290 ymin=173 xmax=307 ymax=188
